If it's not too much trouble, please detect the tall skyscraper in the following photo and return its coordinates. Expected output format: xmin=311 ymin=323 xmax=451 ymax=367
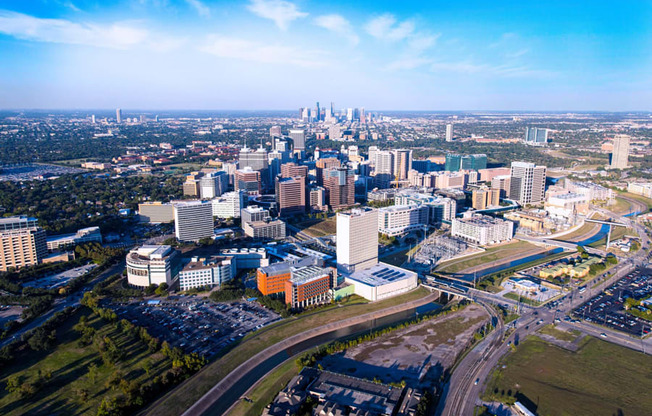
xmin=91 ymin=114 xmax=96 ymax=124
xmin=509 ymin=162 xmax=547 ymax=205
xmin=270 ymin=126 xmax=282 ymax=138
xmin=116 ymin=108 xmax=122 ymax=123
xmin=323 ymin=167 xmax=355 ymax=210
xmin=336 ymin=208 xmax=378 ymax=274
xmin=0 ymin=216 xmax=47 ymax=271
xmin=276 ymin=176 xmax=306 ymax=216
xmin=289 ymin=129 xmax=306 ymax=153
xmin=316 ymin=157 xmax=341 ymax=185
xmin=234 ymin=167 xmax=262 ymax=195
xmin=610 ymin=134 xmax=630 ymax=169
xmin=392 ymin=149 xmax=413 ymax=180
xmin=173 ymin=201 xmax=214 ymax=242
xmin=199 ymin=171 xmax=228 ymax=199
xmin=524 ymin=127 xmax=548 ymax=145
xmin=239 ymin=146 xmax=270 ymax=189
xmin=445 ymin=124 xmax=453 ymax=142
xmin=280 ymin=162 xmax=308 ymax=178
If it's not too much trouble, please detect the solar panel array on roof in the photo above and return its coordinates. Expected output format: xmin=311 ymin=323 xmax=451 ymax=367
xmin=372 ymin=267 xmax=406 ymax=282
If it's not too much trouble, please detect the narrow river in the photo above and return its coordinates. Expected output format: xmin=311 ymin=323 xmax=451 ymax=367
xmin=203 ymin=302 xmax=442 ymax=416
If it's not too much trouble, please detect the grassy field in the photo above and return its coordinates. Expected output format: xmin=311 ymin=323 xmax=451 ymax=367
xmin=538 ymin=325 xmax=581 ymax=342
xmin=606 ymin=197 xmax=633 ymax=214
xmin=436 ymin=241 xmax=537 ymax=274
xmin=145 ymin=287 xmax=432 ymax=416
xmin=503 ymin=292 xmax=541 ymax=307
xmin=556 ymin=221 xmax=600 ymax=242
xmin=379 ymin=248 xmax=409 ymax=267
xmin=224 ymin=359 xmax=299 ymax=416
xmin=483 ymin=336 xmax=652 ymax=416
xmin=0 ymin=308 xmax=170 ymax=416
xmin=294 ymin=216 xmax=337 ymax=237
xmin=618 ymin=192 xmax=652 ymax=212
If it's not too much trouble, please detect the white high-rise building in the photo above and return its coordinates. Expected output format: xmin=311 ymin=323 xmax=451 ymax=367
xmin=199 ymin=171 xmax=228 ymax=200
xmin=375 ymin=150 xmax=394 ymax=174
xmin=451 ymin=214 xmax=514 ymax=246
xmin=445 ymin=124 xmax=453 ymax=142
xmin=391 ymin=149 xmax=412 ymax=180
xmin=610 ymin=134 xmax=630 ymax=169
xmin=211 ymin=190 xmax=248 ymax=219
xmin=509 ymin=162 xmax=547 ymax=205
xmin=116 ymin=108 xmax=122 ymax=123
xmin=336 ymin=208 xmax=378 ymax=274
xmin=173 ymin=200 xmax=214 ymax=242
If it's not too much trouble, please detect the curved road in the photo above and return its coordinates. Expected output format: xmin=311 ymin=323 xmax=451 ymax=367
xmin=180 ymin=290 xmax=441 ymax=416
xmin=439 ymin=199 xmax=651 ymax=415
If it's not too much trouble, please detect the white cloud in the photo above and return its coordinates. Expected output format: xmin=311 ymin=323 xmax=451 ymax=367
xmin=314 ymin=14 xmax=358 ymax=45
xmin=365 ymin=14 xmax=415 ymax=41
xmin=246 ymin=0 xmax=307 ymax=31
xmin=430 ymin=60 xmax=555 ymax=77
xmin=199 ymin=34 xmax=327 ymax=68
xmin=386 ymin=57 xmax=433 ymax=71
xmin=0 ymin=10 xmax=149 ymax=49
xmin=184 ymin=0 xmax=210 ymax=17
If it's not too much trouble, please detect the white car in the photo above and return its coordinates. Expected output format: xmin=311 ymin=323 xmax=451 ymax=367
xmin=600 ymin=333 xmax=607 ymax=338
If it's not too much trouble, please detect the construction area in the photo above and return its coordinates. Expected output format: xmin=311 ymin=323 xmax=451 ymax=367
xmin=318 ymin=304 xmax=489 ymax=389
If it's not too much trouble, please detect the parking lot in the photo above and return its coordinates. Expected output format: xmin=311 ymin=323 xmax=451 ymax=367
xmin=573 ymin=268 xmax=652 ymax=337
xmin=23 ymin=264 xmax=97 ymax=290
xmin=110 ymin=296 xmax=280 ymax=357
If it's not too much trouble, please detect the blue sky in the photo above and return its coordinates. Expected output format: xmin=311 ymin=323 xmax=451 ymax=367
xmin=0 ymin=0 xmax=650 ymax=110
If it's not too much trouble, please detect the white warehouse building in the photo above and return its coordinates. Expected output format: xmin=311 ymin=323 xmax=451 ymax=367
xmin=344 ymin=262 xmax=418 ymax=302
xmin=126 ymin=245 xmax=181 ymax=287
xmin=451 ymin=213 xmax=514 ymax=246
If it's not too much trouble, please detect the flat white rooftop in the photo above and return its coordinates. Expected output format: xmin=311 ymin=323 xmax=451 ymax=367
xmin=345 ymin=262 xmax=417 ymax=287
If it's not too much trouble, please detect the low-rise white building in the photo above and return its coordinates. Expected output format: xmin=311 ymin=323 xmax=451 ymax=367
xmin=126 ymin=245 xmax=181 ymax=287
xmin=243 ymin=219 xmax=287 ymax=240
xmin=377 ymin=204 xmax=429 ymax=236
xmin=627 ymin=182 xmax=652 ymax=199
xmin=451 ymin=213 xmax=514 ymax=246
xmin=178 ymin=256 xmax=235 ymax=291
xmin=46 ymin=226 xmax=102 ymax=251
xmin=545 ymin=192 xmax=588 ymax=220
xmin=344 ymin=262 xmax=418 ymax=302
xmin=221 ymin=247 xmax=269 ymax=270
xmin=567 ymin=181 xmax=614 ymax=201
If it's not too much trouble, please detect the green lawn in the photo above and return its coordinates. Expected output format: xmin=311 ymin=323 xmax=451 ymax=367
xmin=0 ymin=309 xmax=170 ymax=416
xmin=294 ymin=216 xmax=337 ymax=237
xmin=144 ymin=287 xmax=432 ymax=416
xmin=618 ymin=192 xmax=652 ymax=212
xmin=503 ymin=292 xmax=542 ymax=307
xmin=606 ymin=197 xmax=633 ymax=215
xmin=538 ymin=324 xmax=580 ymax=342
xmin=483 ymin=336 xmax=652 ymax=416
xmin=436 ymin=241 xmax=537 ymax=274
xmin=556 ymin=222 xmax=600 ymax=242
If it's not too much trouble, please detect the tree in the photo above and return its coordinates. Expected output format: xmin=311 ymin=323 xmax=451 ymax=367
xmin=5 ymin=375 xmax=21 ymax=394
xmin=87 ymin=363 xmax=99 ymax=384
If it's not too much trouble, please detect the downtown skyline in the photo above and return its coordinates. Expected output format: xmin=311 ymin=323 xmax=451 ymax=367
xmin=0 ymin=0 xmax=651 ymax=110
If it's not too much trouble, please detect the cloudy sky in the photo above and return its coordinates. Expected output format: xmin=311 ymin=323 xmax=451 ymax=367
xmin=0 ymin=0 xmax=650 ymax=110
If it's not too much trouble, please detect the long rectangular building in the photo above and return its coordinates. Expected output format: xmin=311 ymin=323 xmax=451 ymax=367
xmin=377 ymin=204 xmax=429 ymax=236
xmin=451 ymin=213 xmax=514 ymax=246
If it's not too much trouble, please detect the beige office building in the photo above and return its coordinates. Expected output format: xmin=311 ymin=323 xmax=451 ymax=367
xmin=610 ymin=134 xmax=630 ymax=169
xmin=0 ymin=216 xmax=47 ymax=271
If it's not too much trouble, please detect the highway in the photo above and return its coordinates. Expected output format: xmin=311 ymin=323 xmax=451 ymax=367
xmin=438 ymin=201 xmax=650 ymax=415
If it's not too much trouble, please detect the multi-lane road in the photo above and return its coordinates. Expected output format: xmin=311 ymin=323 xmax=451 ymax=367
xmin=439 ymin=201 xmax=650 ymax=415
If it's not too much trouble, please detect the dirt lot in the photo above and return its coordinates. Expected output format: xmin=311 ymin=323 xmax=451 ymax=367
xmin=0 ymin=305 xmax=24 ymax=327
xmin=319 ymin=304 xmax=489 ymax=388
